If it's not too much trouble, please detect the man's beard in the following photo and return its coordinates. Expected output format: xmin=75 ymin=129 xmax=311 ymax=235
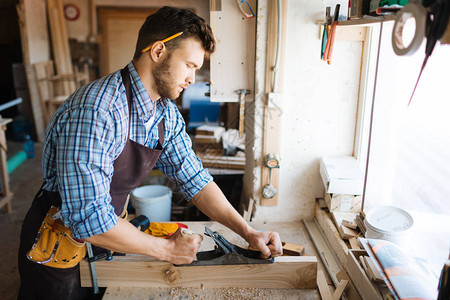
xmin=152 ymin=54 xmax=179 ymax=100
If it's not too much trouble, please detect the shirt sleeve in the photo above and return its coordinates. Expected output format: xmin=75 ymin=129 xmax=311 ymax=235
xmin=54 ymin=107 xmax=118 ymax=239
xmin=155 ymin=106 xmax=213 ymax=200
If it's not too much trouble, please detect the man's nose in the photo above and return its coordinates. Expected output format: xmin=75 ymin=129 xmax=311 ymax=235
xmin=187 ymin=70 xmax=195 ymax=85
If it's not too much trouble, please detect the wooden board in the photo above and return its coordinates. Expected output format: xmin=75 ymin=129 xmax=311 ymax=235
xmin=46 ymin=0 xmax=75 ymax=95
xmin=317 ymin=270 xmax=333 ymax=300
xmin=80 ymin=255 xmax=317 ymax=289
xmin=81 ymin=221 xmax=317 ymax=290
xmin=0 ymin=119 xmax=12 ymax=213
xmin=200 ymin=155 xmax=245 ymax=170
xmin=209 ymin=0 xmax=255 ymax=102
xmin=17 ymin=1 xmax=48 ymax=141
xmin=260 ymin=0 xmax=287 ymax=206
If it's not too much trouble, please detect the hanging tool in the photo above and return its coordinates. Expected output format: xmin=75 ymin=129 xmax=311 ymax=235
xmin=182 ymin=227 xmax=274 ymax=266
xmin=236 ymin=0 xmax=256 ymax=19
xmin=262 ymin=153 xmax=281 ymax=199
xmin=236 ymin=89 xmax=250 ymax=137
xmin=321 ymin=7 xmax=332 ymax=60
xmin=324 ymin=4 xmax=341 ymax=63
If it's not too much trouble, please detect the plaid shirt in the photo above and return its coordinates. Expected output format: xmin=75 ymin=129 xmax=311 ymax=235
xmin=42 ymin=62 xmax=212 ymax=239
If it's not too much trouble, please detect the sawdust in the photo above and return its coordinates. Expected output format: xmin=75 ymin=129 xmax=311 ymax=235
xmin=168 ymin=287 xmax=276 ymax=299
xmin=103 ymin=285 xmax=319 ymax=299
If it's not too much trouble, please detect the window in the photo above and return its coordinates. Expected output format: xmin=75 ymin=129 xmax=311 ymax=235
xmin=356 ymin=21 xmax=450 ymax=279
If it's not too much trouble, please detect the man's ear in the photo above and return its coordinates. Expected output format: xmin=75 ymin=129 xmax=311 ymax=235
xmin=149 ymin=41 xmax=166 ymax=62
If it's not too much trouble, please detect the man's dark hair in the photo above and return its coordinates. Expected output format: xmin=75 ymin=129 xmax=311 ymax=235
xmin=133 ymin=6 xmax=215 ymax=60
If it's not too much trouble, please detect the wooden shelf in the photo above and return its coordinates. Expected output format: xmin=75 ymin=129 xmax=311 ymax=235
xmin=337 ymin=15 xmax=396 ymax=27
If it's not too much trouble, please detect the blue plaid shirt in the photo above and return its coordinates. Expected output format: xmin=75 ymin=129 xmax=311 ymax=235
xmin=42 ymin=62 xmax=212 ymax=239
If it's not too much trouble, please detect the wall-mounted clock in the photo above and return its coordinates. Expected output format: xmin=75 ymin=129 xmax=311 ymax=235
xmin=64 ymin=3 xmax=80 ymax=21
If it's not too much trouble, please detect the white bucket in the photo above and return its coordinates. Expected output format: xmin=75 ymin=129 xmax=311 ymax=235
xmin=364 ymin=205 xmax=414 ymax=247
xmin=131 ymin=185 xmax=172 ymax=221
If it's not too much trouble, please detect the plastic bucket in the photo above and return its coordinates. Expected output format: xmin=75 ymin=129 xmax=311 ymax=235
xmin=131 ymin=185 xmax=172 ymax=221
xmin=364 ymin=205 xmax=414 ymax=247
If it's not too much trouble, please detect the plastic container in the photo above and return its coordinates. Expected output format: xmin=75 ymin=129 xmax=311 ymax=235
xmin=364 ymin=205 xmax=414 ymax=247
xmin=23 ymin=135 xmax=34 ymax=158
xmin=131 ymin=185 xmax=172 ymax=222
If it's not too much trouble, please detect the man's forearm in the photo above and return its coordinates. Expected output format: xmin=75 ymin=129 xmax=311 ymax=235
xmin=86 ymin=218 xmax=203 ymax=265
xmin=85 ymin=218 xmax=169 ymax=260
xmin=191 ymin=181 xmax=257 ymax=241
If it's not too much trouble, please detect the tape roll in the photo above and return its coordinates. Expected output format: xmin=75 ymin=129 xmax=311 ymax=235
xmin=392 ymin=3 xmax=427 ymax=56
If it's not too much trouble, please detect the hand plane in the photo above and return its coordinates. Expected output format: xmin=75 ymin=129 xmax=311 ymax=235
xmin=182 ymin=226 xmax=274 ymax=266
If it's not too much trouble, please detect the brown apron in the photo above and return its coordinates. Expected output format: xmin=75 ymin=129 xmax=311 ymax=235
xmin=17 ymin=66 xmax=165 ymax=300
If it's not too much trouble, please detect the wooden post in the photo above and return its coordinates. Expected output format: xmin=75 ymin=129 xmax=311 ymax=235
xmin=0 ymin=119 xmax=13 ymax=213
xmin=261 ymin=0 xmax=287 ymax=206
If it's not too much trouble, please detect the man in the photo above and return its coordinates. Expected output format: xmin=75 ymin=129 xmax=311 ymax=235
xmin=18 ymin=6 xmax=282 ymax=299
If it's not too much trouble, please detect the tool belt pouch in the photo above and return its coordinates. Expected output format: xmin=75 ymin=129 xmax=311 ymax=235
xmin=26 ymin=206 xmax=86 ymax=268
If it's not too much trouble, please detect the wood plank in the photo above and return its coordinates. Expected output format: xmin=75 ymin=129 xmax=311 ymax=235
xmin=261 ymin=0 xmax=287 ymax=206
xmin=332 ymin=279 xmax=348 ymax=300
xmin=46 ymin=0 xmax=75 ymax=94
xmin=303 ymin=218 xmax=343 ymax=284
xmin=17 ymin=0 xmax=48 ymax=141
xmin=80 ymin=255 xmax=317 ymax=289
xmin=338 ymin=225 xmax=358 ymax=240
xmin=342 ymin=219 xmax=358 ymax=229
xmin=195 ymin=125 xmax=225 ymax=137
xmin=363 ymin=256 xmax=384 ymax=283
xmin=202 ymin=155 xmax=245 ymax=162
xmin=348 ymin=237 xmax=361 ymax=250
xmin=0 ymin=120 xmax=12 ymax=213
xmin=282 ymin=242 xmax=305 ymax=256
xmin=315 ymin=206 xmax=349 ymax=265
xmin=317 ymin=270 xmax=333 ymax=300
xmin=201 ymin=157 xmax=245 ymax=170
xmin=336 ymin=268 xmax=361 ymax=300
xmin=0 ymin=194 xmax=14 ymax=213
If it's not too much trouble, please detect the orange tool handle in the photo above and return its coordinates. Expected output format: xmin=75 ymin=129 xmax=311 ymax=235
xmin=326 ymin=22 xmax=338 ymax=62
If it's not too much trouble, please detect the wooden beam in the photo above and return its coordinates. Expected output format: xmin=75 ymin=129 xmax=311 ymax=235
xmin=317 ymin=270 xmax=333 ymax=300
xmin=332 ymin=279 xmax=348 ymax=300
xmin=0 ymin=119 xmax=12 ymax=213
xmin=80 ymin=255 xmax=317 ymax=289
xmin=260 ymin=0 xmax=287 ymax=206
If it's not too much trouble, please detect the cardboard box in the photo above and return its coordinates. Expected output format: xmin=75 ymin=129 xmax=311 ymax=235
xmin=345 ymin=249 xmax=383 ymax=300
xmin=324 ymin=192 xmax=362 ymax=213
xmin=319 ymin=156 xmax=364 ymax=195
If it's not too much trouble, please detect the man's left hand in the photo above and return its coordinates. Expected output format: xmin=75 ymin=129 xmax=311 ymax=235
xmin=246 ymin=230 xmax=283 ymax=258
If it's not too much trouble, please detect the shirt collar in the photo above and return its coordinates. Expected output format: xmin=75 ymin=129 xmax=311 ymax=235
xmin=126 ymin=62 xmax=169 ymax=122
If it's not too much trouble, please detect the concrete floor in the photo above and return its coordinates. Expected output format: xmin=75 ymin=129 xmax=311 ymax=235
xmin=0 ymin=141 xmax=44 ymax=300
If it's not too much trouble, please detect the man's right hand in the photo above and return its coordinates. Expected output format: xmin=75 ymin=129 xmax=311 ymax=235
xmin=162 ymin=228 xmax=203 ymax=265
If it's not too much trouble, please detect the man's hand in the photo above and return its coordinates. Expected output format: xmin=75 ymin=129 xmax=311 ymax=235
xmin=246 ymin=230 xmax=283 ymax=258
xmin=163 ymin=228 xmax=203 ymax=265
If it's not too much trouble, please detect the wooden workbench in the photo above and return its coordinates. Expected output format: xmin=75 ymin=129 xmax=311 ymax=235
xmin=81 ymin=221 xmax=321 ymax=299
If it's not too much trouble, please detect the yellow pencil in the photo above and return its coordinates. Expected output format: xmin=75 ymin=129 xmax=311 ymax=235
xmin=141 ymin=32 xmax=184 ymax=53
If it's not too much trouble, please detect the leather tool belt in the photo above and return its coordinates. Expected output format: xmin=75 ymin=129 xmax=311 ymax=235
xmin=26 ymin=206 xmax=86 ymax=269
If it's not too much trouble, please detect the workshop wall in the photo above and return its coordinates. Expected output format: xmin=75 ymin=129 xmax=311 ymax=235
xmin=62 ymin=0 xmax=210 ymax=42
xmin=250 ymin=0 xmax=361 ymax=222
